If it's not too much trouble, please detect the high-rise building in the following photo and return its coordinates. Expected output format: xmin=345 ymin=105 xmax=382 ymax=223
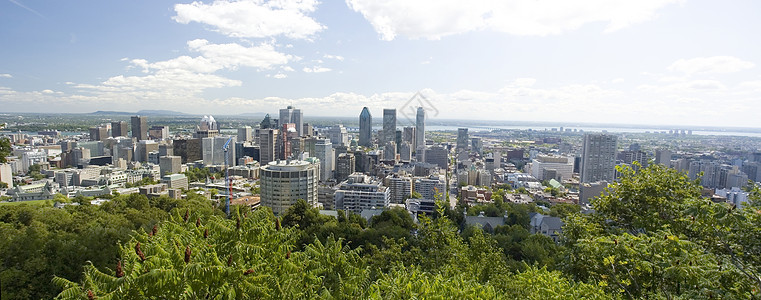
xmin=425 ymin=145 xmax=448 ymax=169
xmin=655 ymin=149 xmax=672 ymax=165
xmin=159 ymin=156 xmax=182 ymax=175
xmin=260 ymin=160 xmax=319 ymax=215
xmin=260 ymin=114 xmax=278 ymax=129
xmin=382 ymin=109 xmax=396 ymax=145
xmin=413 ymin=174 xmax=446 ymax=200
xmin=385 ymin=175 xmax=413 ymax=204
xmin=195 ymin=115 xmax=219 ymax=138
xmin=328 ymin=125 xmax=349 ymax=146
xmin=359 ymin=107 xmax=372 ymax=147
xmin=131 ymin=116 xmax=148 ymax=141
xmin=149 ymin=126 xmax=169 ymax=140
xmin=238 ymin=126 xmax=252 ymax=142
xmin=259 ymin=129 xmax=279 ymax=166
xmin=279 ymin=106 xmax=303 ymax=136
xmin=456 ymin=128 xmax=469 ymax=151
xmin=202 ymin=136 xmax=237 ymax=166
xmin=334 ymin=173 xmax=389 ymax=213
xmin=336 ymin=153 xmax=355 ymax=182
xmin=403 ymin=126 xmax=416 ymax=149
xmin=111 ymin=121 xmax=128 ymax=138
xmin=384 ymin=141 xmax=397 ymax=161
xmin=618 ymin=150 xmax=649 ymax=170
xmin=580 ymin=133 xmax=618 ymax=183
xmin=89 ymin=126 xmax=108 ymax=141
xmin=530 ymin=155 xmax=574 ymax=181
xmin=471 ymin=137 xmax=483 ymax=155
xmin=314 ymin=138 xmax=334 ymax=182
xmin=416 ymin=107 xmax=425 ymax=151
xmin=399 ymin=141 xmax=412 ymax=161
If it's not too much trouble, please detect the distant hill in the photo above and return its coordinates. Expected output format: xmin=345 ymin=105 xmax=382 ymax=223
xmin=136 ymin=110 xmax=189 ymax=116
xmin=90 ymin=110 xmax=189 ymax=116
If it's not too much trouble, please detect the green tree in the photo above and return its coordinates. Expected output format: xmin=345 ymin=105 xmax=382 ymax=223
xmin=0 ymin=137 xmax=10 ymax=163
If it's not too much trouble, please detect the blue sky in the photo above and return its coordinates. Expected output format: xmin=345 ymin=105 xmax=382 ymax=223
xmin=1 ymin=0 xmax=760 ymax=127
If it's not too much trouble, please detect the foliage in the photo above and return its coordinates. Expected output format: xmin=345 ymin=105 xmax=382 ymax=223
xmin=562 ymin=163 xmax=760 ymax=299
xmin=0 ymin=192 xmax=222 ymax=299
xmin=0 ymin=137 xmax=10 ymax=163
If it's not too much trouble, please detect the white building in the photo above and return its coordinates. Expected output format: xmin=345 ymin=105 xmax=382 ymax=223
xmin=334 ymin=173 xmax=390 ymax=214
xmin=413 ymin=174 xmax=446 ymax=200
xmin=530 ymin=155 xmax=574 ymax=181
xmin=385 ymin=175 xmax=412 ymax=204
xmin=260 ymin=160 xmax=319 ymax=215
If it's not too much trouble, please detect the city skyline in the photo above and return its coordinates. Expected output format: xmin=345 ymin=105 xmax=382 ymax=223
xmin=2 ymin=1 xmax=761 ymax=127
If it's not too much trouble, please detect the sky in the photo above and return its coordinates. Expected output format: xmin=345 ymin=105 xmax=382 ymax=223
xmin=1 ymin=0 xmax=761 ymax=128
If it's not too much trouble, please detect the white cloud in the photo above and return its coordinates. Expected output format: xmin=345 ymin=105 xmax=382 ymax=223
xmin=611 ymin=78 xmax=624 ymax=83
xmin=346 ymin=0 xmax=682 ymax=40
xmin=132 ymin=39 xmax=293 ymax=73
xmin=0 ymin=74 xmax=12 ymax=78
xmin=668 ymin=56 xmax=755 ymax=75
xmin=273 ymin=73 xmax=287 ymax=79
xmin=323 ymin=54 xmax=344 ymax=61
xmin=303 ymin=66 xmax=331 ymax=73
xmin=174 ymin=0 xmax=324 ymax=39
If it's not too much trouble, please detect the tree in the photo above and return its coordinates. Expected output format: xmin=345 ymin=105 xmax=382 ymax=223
xmin=0 ymin=137 xmax=10 ymax=163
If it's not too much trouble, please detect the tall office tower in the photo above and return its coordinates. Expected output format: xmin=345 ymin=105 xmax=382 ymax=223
xmin=302 ymin=123 xmax=314 ymax=136
xmin=131 ymin=116 xmax=148 ymax=141
xmin=384 ymin=141 xmax=397 ymax=161
xmin=471 ymin=137 xmax=483 ymax=155
xmin=260 ymin=114 xmax=278 ymax=129
xmin=314 ymin=138 xmax=334 ymax=182
xmin=425 ymin=145 xmax=448 ymax=169
xmin=238 ymin=126 xmax=252 ymax=142
xmin=195 ymin=115 xmax=219 ymax=138
xmin=580 ymin=133 xmax=618 ymax=183
xmin=89 ymin=126 xmax=107 ymax=141
xmin=416 ymin=107 xmax=425 ymax=149
xmin=359 ymin=107 xmax=372 ymax=147
xmin=335 ymin=153 xmax=355 ymax=182
xmin=382 ymin=109 xmax=396 ymax=145
xmin=399 ymin=141 xmax=412 ymax=161
xmin=279 ymin=123 xmax=296 ymax=159
xmin=136 ymin=140 xmax=158 ymax=163
xmin=202 ymin=136 xmax=237 ymax=166
xmin=111 ymin=121 xmax=128 ymax=138
xmin=456 ymin=128 xmax=469 ymax=151
xmin=328 ymin=125 xmax=349 ymax=146
xmin=655 ymin=149 xmax=672 ymax=165
xmin=403 ymin=126 xmax=416 ymax=149
xmin=259 ymin=129 xmax=279 ymax=166
xmin=260 ymin=160 xmax=319 ymax=215
xmin=279 ymin=106 xmax=303 ymax=136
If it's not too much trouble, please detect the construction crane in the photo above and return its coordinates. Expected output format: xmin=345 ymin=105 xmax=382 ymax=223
xmin=222 ymin=137 xmax=233 ymax=217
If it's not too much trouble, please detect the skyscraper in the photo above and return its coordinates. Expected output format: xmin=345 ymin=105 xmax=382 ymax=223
xmin=314 ymin=138 xmax=334 ymax=182
xmin=382 ymin=109 xmax=396 ymax=145
xmin=238 ymin=126 xmax=252 ymax=142
xmin=259 ymin=129 xmax=279 ymax=166
xmin=111 ymin=121 xmax=128 ymax=138
xmin=416 ymin=107 xmax=425 ymax=149
xmin=359 ymin=107 xmax=372 ymax=147
xmin=131 ymin=116 xmax=148 ymax=141
xmin=195 ymin=115 xmax=219 ymax=138
xmin=279 ymin=106 xmax=303 ymax=136
xmin=580 ymin=133 xmax=618 ymax=183
xmin=456 ymin=128 xmax=469 ymax=151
